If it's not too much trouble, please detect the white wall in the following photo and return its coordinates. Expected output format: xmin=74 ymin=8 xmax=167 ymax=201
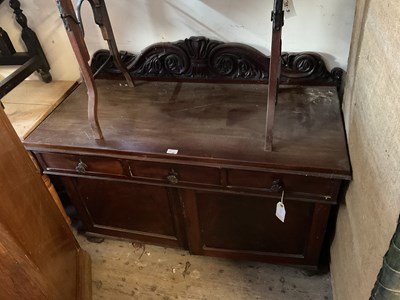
xmin=0 ymin=0 xmax=80 ymax=80
xmin=0 ymin=0 xmax=355 ymax=81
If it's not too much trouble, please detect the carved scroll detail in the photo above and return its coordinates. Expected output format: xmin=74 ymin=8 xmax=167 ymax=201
xmin=91 ymin=36 xmax=343 ymax=86
xmin=280 ymin=52 xmax=342 ymax=85
xmin=132 ymin=37 xmax=269 ymax=80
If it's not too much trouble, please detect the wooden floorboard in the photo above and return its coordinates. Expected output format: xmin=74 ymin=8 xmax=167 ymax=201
xmin=75 ymin=233 xmax=333 ymax=300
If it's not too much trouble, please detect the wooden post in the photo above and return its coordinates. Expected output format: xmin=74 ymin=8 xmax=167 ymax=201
xmin=88 ymin=0 xmax=135 ymax=87
xmin=265 ymin=0 xmax=284 ymax=152
xmin=55 ymin=0 xmax=103 ymax=139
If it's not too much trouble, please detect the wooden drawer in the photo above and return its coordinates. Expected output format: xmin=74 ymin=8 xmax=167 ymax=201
xmin=38 ymin=152 xmax=125 ymax=177
xmin=128 ymin=161 xmax=221 ymax=186
xmin=227 ymin=169 xmax=340 ymax=201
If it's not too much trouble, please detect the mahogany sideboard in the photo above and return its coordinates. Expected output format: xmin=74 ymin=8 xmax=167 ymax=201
xmin=24 ymin=77 xmax=351 ymax=268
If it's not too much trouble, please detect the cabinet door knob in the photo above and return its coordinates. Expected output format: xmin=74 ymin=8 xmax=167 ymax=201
xmin=75 ymin=160 xmax=88 ymax=174
xmin=166 ymin=174 xmax=179 ymax=184
xmin=166 ymin=169 xmax=179 ymax=184
xmin=268 ymin=179 xmax=283 ymax=192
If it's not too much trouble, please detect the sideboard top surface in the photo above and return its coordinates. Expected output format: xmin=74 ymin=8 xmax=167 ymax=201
xmin=24 ymin=80 xmax=351 ymax=179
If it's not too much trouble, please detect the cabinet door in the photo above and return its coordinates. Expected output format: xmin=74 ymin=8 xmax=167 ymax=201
xmin=63 ymin=177 xmax=186 ymax=248
xmin=182 ymin=190 xmax=331 ymax=266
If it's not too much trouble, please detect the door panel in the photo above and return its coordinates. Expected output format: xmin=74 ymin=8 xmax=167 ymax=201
xmin=196 ymin=192 xmax=313 ymax=254
xmin=66 ymin=177 xmax=185 ymax=247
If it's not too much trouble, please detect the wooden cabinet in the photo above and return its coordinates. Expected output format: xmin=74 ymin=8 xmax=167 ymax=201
xmin=25 ymin=80 xmax=350 ymax=267
xmin=46 ymin=0 xmax=352 ymax=268
xmin=35 ymin=150 xmax=342 ymax=266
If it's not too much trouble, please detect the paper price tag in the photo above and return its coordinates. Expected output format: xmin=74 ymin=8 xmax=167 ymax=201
xmin=276 ymin=190 xmax=286 ymax=223
xmin=283 ymin=0 xmax=297 ymax=18
xmin=166 ymin=149 xmax=178 ymax=154
xmin=276 ymin=202 xmax=286 ymax=223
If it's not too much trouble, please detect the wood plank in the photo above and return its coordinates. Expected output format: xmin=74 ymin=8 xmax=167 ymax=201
xmin=3 ymin=80 xmax=76 ymax=139
xmin=0 ymin=222 xmax=56 ymax=300
xmin=4 ymin=103 xmax=53 ymax=139
xmin=0 ymin=106 xmax=90 ymax=299
xmin=1 ymin=80 xmax=76 ymax=105
xmin=77 ymin=249 xmax=92 ymax=300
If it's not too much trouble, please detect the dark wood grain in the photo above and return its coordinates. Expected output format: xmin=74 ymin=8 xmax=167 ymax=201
xmin=91 ymin=37 xmax=343 ymax=87
xmin=193 ymin=191 xmax=315 ymax=262
xmin=63 ymin=176 xmax=186 ymax=248
xmin=24 ymin=80 xmax=350 ymax=178
xmin=303 ymin=204 xmax=332 ymax=266
xmin=24 ymin=79 xmax=350 ymax=267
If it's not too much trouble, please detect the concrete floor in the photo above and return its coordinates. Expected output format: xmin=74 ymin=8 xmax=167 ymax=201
xmin=76 ymin=234 xmax=333 ymax=300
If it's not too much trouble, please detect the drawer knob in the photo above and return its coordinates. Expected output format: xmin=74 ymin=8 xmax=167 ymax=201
xmin=268 ymin=179 xmax=283 ymax=192
xmin=75 ymin=160 xmax=88 ymax=174
xmin=166 ymin=169 xmax=179 ymax=184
